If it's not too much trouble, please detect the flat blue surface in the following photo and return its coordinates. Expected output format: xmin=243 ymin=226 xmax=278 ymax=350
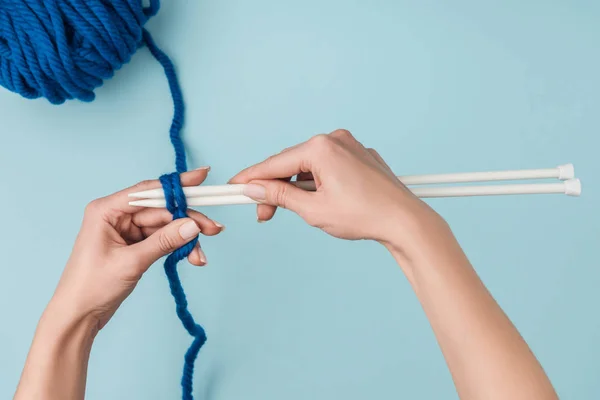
xmin=0 ymin=1 xmax=598 ymax=398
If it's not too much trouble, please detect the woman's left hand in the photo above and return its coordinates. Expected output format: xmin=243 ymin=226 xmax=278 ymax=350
xmin=48 ymin=167 xmax=223 ymax=333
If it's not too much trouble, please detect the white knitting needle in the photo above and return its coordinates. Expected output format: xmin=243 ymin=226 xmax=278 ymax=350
xmin=128 ymin=164 xmax=575 ymax=200
xmin=128 ymin=179 xmax=582 ymax=208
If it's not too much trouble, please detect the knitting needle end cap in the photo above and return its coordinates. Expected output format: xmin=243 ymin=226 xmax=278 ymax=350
xmin=564 ymin=179 xmax=582 ymax=196
xmin=558 ymin=163 xmax=575 ymax=180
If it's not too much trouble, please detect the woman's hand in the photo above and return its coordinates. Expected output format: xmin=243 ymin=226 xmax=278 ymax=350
xmin=231 ymin=130 xmax=558 ymax=400
xmin=49 ymin=167 xmax=223 ymax=332
xmin=230 ymin=129 xmax=445 ymax=257
xmin=15 ymin=168 xmax=224 ymax=400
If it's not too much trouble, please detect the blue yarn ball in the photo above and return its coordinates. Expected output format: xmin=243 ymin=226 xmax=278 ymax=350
xmin=0 ymin=0 xmax=160 ymax=104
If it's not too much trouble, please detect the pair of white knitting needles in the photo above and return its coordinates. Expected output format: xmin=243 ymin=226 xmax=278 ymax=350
xmin=128 ymin=163 xmax=582 ymax=208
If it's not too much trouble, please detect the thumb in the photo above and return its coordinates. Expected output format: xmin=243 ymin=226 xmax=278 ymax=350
xmin=129 ymin=218 xmax=201 ymax=269
xmin=243 ymin=180 xmax=314 ymax=215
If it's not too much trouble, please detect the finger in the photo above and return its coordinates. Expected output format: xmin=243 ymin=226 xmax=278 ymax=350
xmin=280 ymin=142 xmax=303 ymax=154
xmin=243 ymin=179 xmax=315 ymax=217
xmin=248 ymin=143 xmax=302 ymax=216
xmin=132 ymin=208 xmax=223 ymax=236
xmin=228 ymin=141 xmax=312 ymax=184
xmin=188 ymin=242 xmax=207 ymax=267
xmin=140 ymin=227 xmax=206 ymax=266
xmin=140 ymin=223 xmax=221 ymax=239
xmin=123 ymin=225 xmax=145 ymax=244
xmin=127 ymin=218 xmax=201 ymax=271
xmin=256 ymin=176 xmax=292 ymax=223
xmin=248 ymin=142 xmax=302 ymax=213
xmin=99 ymin=167 xmax=211 ymax=214
xmin=257 ymin=204 xmax=276 ymax=222
xmin=141 ymin=226 xmax=157 ymax=238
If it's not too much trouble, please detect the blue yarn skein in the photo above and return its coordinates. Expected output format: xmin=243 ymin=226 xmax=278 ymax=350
xmin=0 ymin=0 xmax=158 ymax=103
xmin=0 ymin=1 xmax=206 ymax=398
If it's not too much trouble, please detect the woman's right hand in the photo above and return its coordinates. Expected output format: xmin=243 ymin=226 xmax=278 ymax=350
xmin=229 ymin=129 xmax=447 ymax=256
xmin=232 ymin=129 xmax=559 ymax=400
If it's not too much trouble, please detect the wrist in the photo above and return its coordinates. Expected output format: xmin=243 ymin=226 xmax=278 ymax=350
xmin=14 ymin=297 xmax=97 ymax=400
xmin=378 ymin=199 xmax=453 ymax=266
xmin=378 ymin=198 xmax=476 ymax=291
xmin=39 ymin=296 xmax=100 ymax=344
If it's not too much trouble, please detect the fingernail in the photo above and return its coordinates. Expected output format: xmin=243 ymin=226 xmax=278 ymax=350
xmin=214 ymin=221 xmax=226 ymax=231
xmin=197 ymin=247 xmax=207 ymax=265
xmin=195 ymin=166 xmax=211 ymax=171
xmin=244 ymin=184 xmax=266 ymax=200
xmin=257 ymin=219 xmax=267 ymax=224
xmin=179 ymin=221 xmax=201 ymax=240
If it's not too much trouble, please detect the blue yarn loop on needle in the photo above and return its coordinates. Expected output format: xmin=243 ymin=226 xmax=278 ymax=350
xmin=1 ymin=1 xmax=206 ymax=398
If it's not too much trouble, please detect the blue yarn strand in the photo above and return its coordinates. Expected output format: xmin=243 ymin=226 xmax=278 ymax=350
xmin=145 ymin=29 xmax=205 ymax=400
xmin=0 ymin=2 xmax=204 ymax=397
xmin=143 ymin=29 xmax=188 ymax=173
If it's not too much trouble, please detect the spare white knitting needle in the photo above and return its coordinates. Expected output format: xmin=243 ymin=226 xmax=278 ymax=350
xmin=129 ymin=164 xmax=575 ymax=200
xmin=128 ymin=179 xmax=581 ymax=208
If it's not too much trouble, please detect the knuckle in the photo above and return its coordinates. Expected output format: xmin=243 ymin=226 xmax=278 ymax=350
xmin=332 ymin=128 xmax=352 ymax=139
xmin=157 ymin=232 xmax=178 ymax=254
xmin=257 ymin=155 xmax=278 ymax=173
xmin=273 ymin=184 xmax=289 ymax=208
xmin=84 ymin=199 xmax=103 ymax=215
xmin=309 ymin=133 xmax=334 ymax=151
xmin=264 ymin=154 xmax=277 ymax=167
xmin=309 ymin=133 xmax=330 ymax=146
xmin=280 ymin=144 xmax=296 ymax=154
xmin=134 ymin=179 xmax=154 ymax=190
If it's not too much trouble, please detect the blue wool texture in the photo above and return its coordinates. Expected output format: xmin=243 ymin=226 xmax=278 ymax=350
xmin=0 ymin=0 xmax=206 ymax=398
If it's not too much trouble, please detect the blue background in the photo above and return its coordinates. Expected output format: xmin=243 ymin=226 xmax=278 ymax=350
xmin=0 ymin=0 xmax=598 ymax=398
